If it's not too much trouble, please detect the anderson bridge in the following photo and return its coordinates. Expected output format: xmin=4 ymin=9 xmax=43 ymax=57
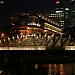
xmin=0 ymin=13 xmax=70 ymax=50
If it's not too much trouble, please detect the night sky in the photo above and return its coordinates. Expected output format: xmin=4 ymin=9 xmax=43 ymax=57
xmin=0 ymin=0 xmax=69 ymax=28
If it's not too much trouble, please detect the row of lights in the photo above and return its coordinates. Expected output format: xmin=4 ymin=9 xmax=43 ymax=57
xmin=0 ymin=33 xmax=51 ymax=46
xmin=44 ymin=23 xmax=62 ymax=34
xmin=48 ymin=64 xmax=64 ymax=75
xmin=0 ymin=47 xmax=46 ymax=50
xmin=28 ymin=23 xmax=40 ymax=27
xmin=39 ymin=14 xmax=60 ymax=26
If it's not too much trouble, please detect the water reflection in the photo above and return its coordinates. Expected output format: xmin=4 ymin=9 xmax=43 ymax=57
xmin=1 ymin=63 xmax=75 ymax=75
xmin=34 ymin=63 xmax=75 ymax=75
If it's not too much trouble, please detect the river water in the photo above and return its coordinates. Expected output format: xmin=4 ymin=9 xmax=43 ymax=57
xmin=1 ymin=63 xmax=75 ymax=75
xmin=34 ymin=63 xmax=75 ymax=75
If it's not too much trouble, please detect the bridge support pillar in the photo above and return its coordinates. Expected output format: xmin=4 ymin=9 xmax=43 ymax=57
xmin=52 ymin=33 xmax=56 ymax=49
xmin=60 ymin=34 xmax=62 ymax=47
xmin=52 ymin=33 xmax=63 ymax=50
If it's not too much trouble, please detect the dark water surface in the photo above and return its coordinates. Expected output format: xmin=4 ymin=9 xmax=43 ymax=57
xmin=1 ymin=63 xmax=75 ymax=75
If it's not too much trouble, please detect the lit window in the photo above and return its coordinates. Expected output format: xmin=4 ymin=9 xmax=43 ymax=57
xmin=51 ymin=14 xmax=53 ymax=15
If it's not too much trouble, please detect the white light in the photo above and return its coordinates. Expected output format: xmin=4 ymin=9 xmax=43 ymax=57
xmin=42 ymin=16 xmax=44 ymax=19
xmin=8 ymin=37 xmax=10 ymax=41
xmin=33 ymin=23 xmax=36 ymax=25
xmin=28 ymin=35 xmax=30 ymax=37
xmin=33 ymin=34 xmax=36 ymax=36
xmin=56 ymin=11 xmax=63 ymax=13
xmin=4 ymin=39 xmax=5 ymax=42
xmin=65 ymin=8 xmax=69 ymax=11
xmin=12 ymin=36 xmax=14 ymax=39
xmin=0 ymin=1 xmax=4 ymax=4
xmin=70 ymin=0 xmax=74 ymax=2
xmin=28 ymin=23 xmax=30 ymax=25
xmin=27 ymin=14 xmax=29 ymax=15
xmin=20 ymin=36 xmax=22 ymax=38
xmin=60 ymin=21 xmax=63 ymax=22
xmin=51 ymin=14 xmax=53 ymax=15
xmin=39 ymin=14 xmax=41 ymax=17
xmin=19 ymin=41 xmax=20 ymax=43
xmin=35 ymin=64 xmax=38 ymax=69
xmin=30 ymin=34 xmax=33 ymax=36
xmin=44 ymin=33 xmax=47 ymax=37
xmin=48 ymin=36 xmax=50 ymax=38
xmin=0 ymin=71 xmax=1 ymax=73
xmin=36 ymin=36 xmax=38 ymax=38
xmin=37 ymin=24 xmax=40 ymax=27
xmin=12 ymin=24 xmax=14 ymax=25
xmin=17 ymin=35 xmax=19 ymax=39
xmin=52 ymin=34 xmax=54 ymax=37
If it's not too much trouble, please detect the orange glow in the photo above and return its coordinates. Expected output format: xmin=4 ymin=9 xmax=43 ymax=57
xmin=44 ymin=30 xmax=48 ymax=32
xmin=19 ymin=30 xmax=27 ymax=34
xmin=17 ymin=26 xmax=27 ymax=29
xmin=58 ymin=44 xmax=61 ymax=46
xmin=56 ymin=1 xmax=60 ymax=4
xmin=16 ymin=40 xmax=18 ymax=42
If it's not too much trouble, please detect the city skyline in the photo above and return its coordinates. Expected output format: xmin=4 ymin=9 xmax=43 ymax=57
xmin=0 ymin=0 xmax=75 ymax=74
xmin=0 ymin=0 xmax=69 ymax=28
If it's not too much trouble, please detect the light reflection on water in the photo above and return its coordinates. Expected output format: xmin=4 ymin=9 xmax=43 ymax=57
xmin=1 ymin=63 xmax=75 ymax=75
xmin=35 ymin=63 xmax=75 ymax=75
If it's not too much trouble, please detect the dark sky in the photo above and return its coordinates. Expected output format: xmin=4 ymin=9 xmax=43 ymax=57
xmin=0 ymin=0 xmax=69 ymax=28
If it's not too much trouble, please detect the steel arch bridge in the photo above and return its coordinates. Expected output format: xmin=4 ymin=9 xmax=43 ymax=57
xmin=0 ymin=13 xmax=70 ymax=50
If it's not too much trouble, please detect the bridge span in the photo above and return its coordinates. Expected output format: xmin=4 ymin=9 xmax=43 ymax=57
xmin=0 ymin=13 xmax=70 ymax=50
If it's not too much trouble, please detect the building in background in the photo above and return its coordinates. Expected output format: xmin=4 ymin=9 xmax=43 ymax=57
xmin=0 ymin=12 xmax=65 ymax=49
xmin=49 ymin=8 xmax=65 ymax=28
xmin=9 ymin=12 xmax=61 ymax=36
xmin=43 ymin=0 xmax=70 ymax=29
xmin=65 ymin=0 xmax=75 ymax=41
xmin=55 ymin=0 xmax=70 ymax=29
xmin=70 ymin=0 xmax=75 ymax=27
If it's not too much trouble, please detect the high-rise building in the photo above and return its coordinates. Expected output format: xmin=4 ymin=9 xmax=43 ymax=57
xmin=44 ymin=0 xmax=70 ymax=29
xmin=70 ymin=0 xmax=75 ymax=27
xmin=55 ymin=0 xmax=70 ymax=29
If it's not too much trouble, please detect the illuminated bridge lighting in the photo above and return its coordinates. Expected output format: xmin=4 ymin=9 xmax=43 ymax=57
xmin=0 ymin=13 xmax=71 ymax=50
xmin=38 ymin=14 xmax=60 ymax=26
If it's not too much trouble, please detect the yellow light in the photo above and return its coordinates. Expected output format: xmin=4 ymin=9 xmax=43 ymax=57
xmin=56 ymin=1 xmax=60 ymax=4
xmin=44 ymin=30 xmax=47 ymax=32
xmin=20 ymin=33 xmax=22 ymax=35
xmin=35 ymin=64 xmax=38 ymax=69
xmin=1 ymin=33 xmax=4 ymax=36
xmin=0 ymin=71 xmax=1 ymax=74
xmin=44 ymin=23 xmax=62 ymax=33
xmin=27 ymin=27 xmax=30 ymax=29
xmin=0 ymin=40 xmax=1 ymax=43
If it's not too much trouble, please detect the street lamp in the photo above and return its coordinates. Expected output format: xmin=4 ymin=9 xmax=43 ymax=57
xmin=1 ymin=33 xmax=4 ymax=37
